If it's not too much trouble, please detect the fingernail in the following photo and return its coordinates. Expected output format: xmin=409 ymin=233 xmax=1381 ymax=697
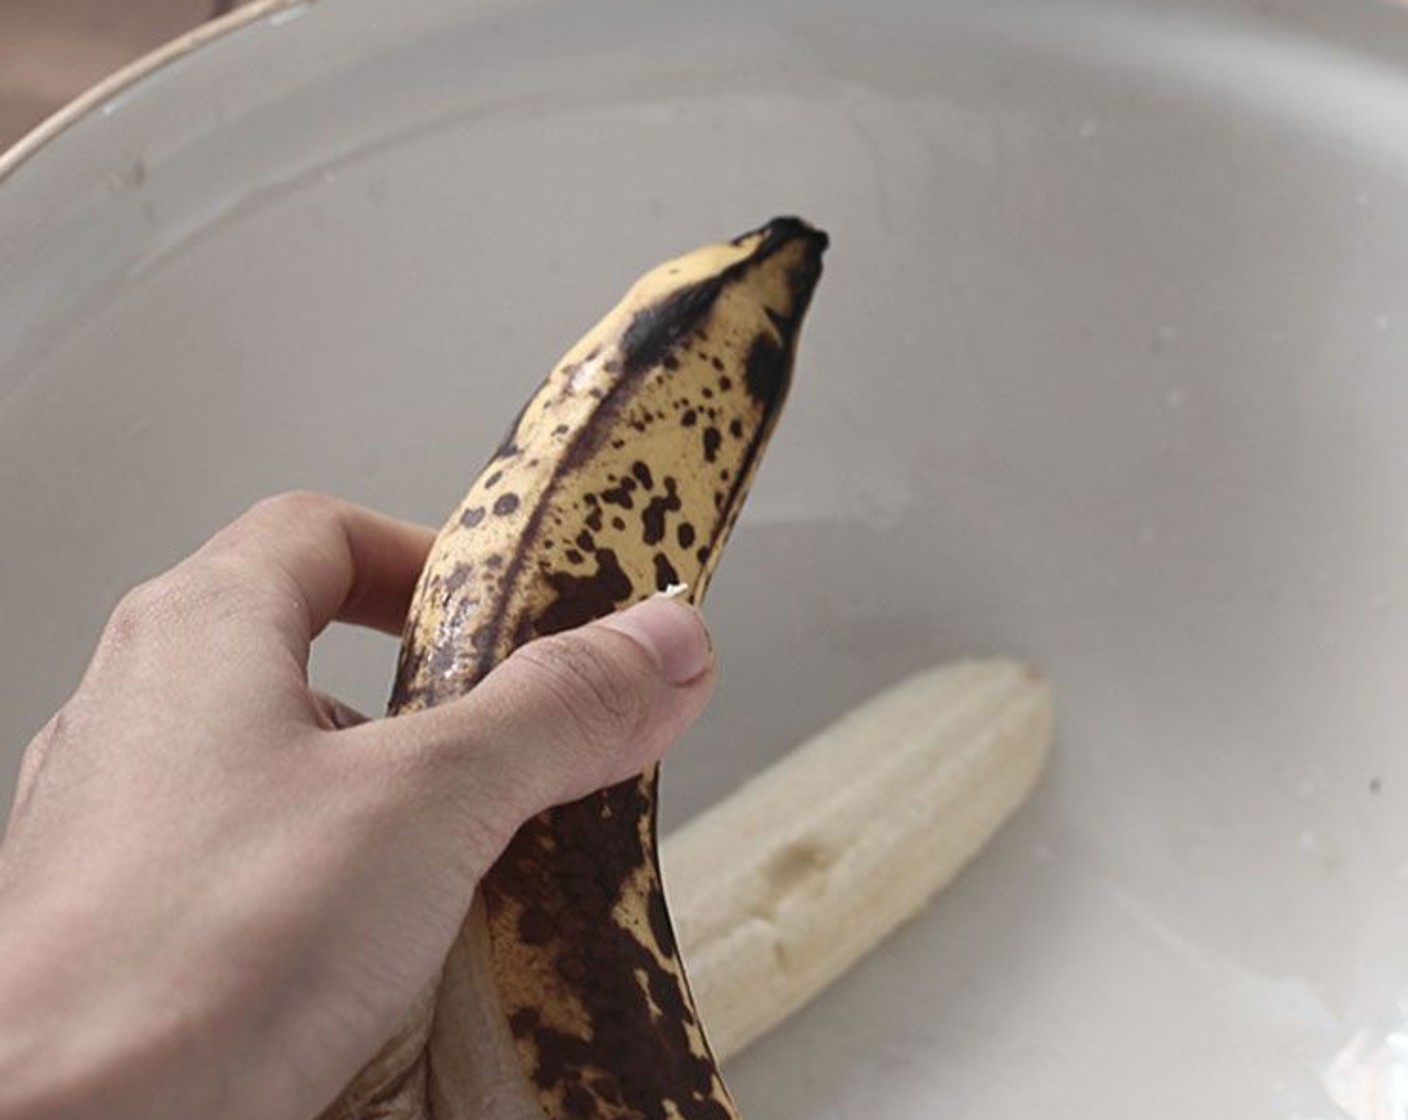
xmin=601 ymin=597 xmax=713 ymax=685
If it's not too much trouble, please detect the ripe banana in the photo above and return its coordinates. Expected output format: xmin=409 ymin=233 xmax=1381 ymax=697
xmin=328 ymin=218 xmax=827 ymax=1120
xmin=663 ymin=658 xmax=1052 ymax=1061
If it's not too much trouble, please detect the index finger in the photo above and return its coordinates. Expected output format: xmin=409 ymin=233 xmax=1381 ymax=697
xmin=193 ymin=491 xmax=436 ymax=648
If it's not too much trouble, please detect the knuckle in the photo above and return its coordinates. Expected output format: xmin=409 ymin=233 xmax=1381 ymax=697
xmin=511 ymin=632 xmax=653 ymax=752
xmin=104 ymin=575 xmax=185 ymax=646
xmin=23 ymin=706 xmax=66 ymax=764
xmin=101 ymin=564 xmax=229 ymax=654
xmin=242 ymin=490 xmax=339 ymax=534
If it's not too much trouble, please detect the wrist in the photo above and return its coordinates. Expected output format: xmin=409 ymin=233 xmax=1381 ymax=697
xmin=0 ymin=873 xmax=210 ymax=1120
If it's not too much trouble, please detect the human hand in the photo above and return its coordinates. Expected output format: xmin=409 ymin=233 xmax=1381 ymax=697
xmin=0 ymin=491 xmax=715 ymax=1120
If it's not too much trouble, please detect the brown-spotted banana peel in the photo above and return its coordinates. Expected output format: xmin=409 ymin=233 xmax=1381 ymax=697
xmin=326 ymin=218 xmax=827 ymax=1120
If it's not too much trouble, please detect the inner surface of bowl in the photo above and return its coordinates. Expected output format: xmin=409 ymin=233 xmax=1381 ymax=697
xmin=3 ymin=0 xmax=1408 ymax=1115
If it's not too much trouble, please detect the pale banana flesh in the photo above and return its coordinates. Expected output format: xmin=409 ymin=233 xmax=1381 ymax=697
xmin=326 ymin=219 xmax=827 ymax=1120
xmin=664 ymin=658 xmax=1052 ymax=1062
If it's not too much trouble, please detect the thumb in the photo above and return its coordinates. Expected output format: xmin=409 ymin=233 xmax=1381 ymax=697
xmin=352 ymin=596 xmax=716 ymax=844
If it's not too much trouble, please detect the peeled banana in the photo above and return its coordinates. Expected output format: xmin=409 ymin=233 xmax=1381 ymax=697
xmin=664 ymin=658 xmax=1052 ymax=1062
xmin=329 ymin=218 xmax=827 ymax=1119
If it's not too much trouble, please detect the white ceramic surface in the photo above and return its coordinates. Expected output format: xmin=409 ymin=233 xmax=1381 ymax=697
xmin=5 ymin=0 xmax=1408 ymax=1115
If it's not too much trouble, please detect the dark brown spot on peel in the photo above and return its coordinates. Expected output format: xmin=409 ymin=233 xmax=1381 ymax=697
xmin=729 ymin=419 xmax=743 ymax=439
xmin=486 ymin=470 xmax=503 ymax=489
xmin=612 ymin=516 xmax=626 ymax=531
xmin=443 ymin=565 xmax=474 ymax=595
xmin=601 ymin=481 xmax=635 ymax=509
xmin=493 ymin=492 xmax=520 ymax=516
xmin=485 ymin=775 xmax=726 ymax=1120
xmin=519 ymin=908 xmax=554 ymax=945
xmin=647 ymin=890 xmax=677 ymax=958
xmin=563 ymin=1083 xmax=594 ymax=1114
xmin=641 ymin=478 xmax=682 ymax=546
xmin=619 ymin=276 xmax=724 ymax=376
xmin=677 ymin=523 xmax=696 ymax=549
xmin=508 ymin=1008 xmax=536 ymax=1040
xmin=558 ymin=953 xmax=588 ymax=983
xmin=632 ymin=461 xmax=654 ymax=490
xmin=534 ymin=548 xmax=633 ymax=637
xmin=743 ymin=333 xmax=789 ymax=410
xmin=460 ymin=506 xmax=486 ymax=528
xmin=703 ymin=428 xmax=722 ymax=463
xmin=653 ymin=553 xmax=681 ymax=591
xmin=681 ymin=409 xmax=698 ymax=428
xmin=590 ymin=1074 xmax=623 ymax=1106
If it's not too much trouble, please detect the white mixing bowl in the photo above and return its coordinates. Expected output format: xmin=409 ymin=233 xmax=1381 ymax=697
xmin=3 ymin=0 xmax=1407 ymax=1115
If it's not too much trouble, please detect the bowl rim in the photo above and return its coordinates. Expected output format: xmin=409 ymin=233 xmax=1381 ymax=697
xmin=0 ymin=0 xmax=300 ymax=185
